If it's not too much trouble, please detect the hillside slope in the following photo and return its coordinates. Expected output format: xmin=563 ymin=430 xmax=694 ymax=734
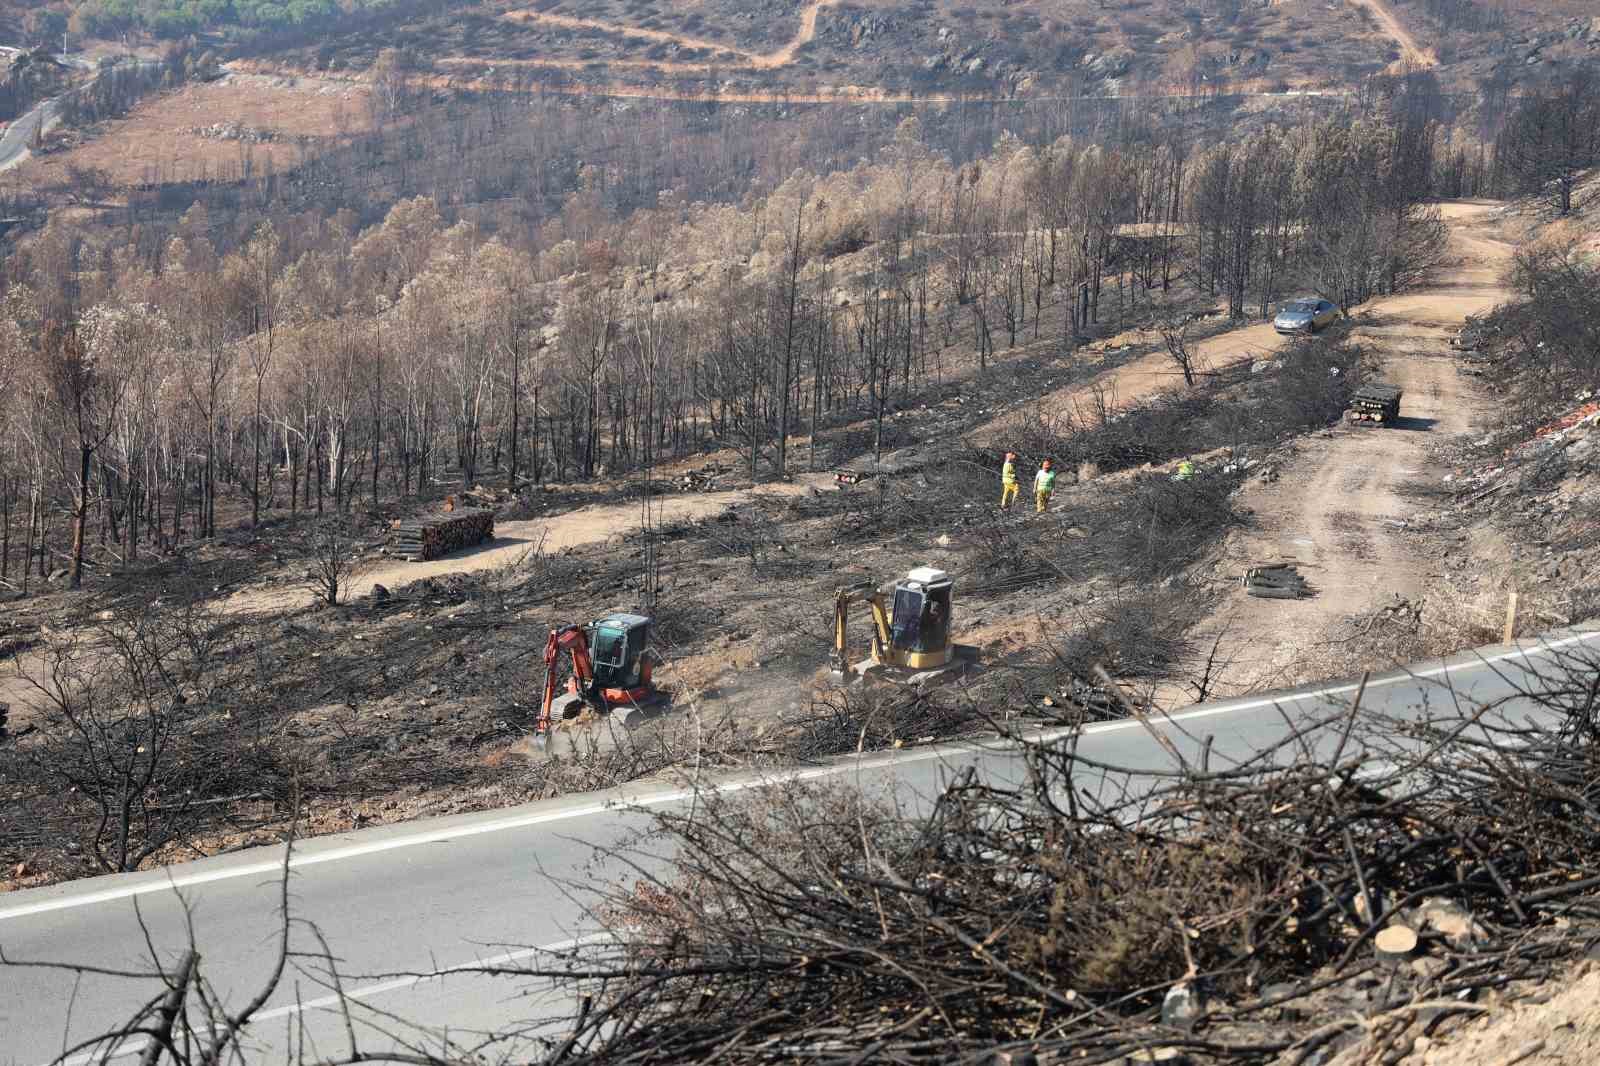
xmin=22 ymin=0 xmax=1592 ymax=104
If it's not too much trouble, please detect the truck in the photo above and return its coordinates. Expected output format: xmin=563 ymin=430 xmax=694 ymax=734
xmin=1347 ymin=383 xmax=1402 ymax=425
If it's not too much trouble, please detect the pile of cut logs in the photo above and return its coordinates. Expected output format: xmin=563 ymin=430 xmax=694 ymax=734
xmin=1244 ymin=562 xmax=1311 ymax=599
xmin=1347 ymin=383 xmax=1403 ymax=423
xmin=387 ymin=508 xmax=495 ymax=561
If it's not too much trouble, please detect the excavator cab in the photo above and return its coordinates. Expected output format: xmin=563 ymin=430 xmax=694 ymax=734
xmin=833 ymin=566 xmax=969 ymax=684
xmin=887 ymin=569 xmax=955 ymax=668
xmin=588 ymin=613 xmax=652 ymax=690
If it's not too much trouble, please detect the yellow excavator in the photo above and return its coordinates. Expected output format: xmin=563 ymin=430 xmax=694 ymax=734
xmin=831 ymin=566 xmax=975 ymax=685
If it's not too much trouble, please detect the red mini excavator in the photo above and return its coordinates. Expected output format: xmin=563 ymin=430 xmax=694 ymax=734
xmin=535 ymin=612 xmax=664 ymax=747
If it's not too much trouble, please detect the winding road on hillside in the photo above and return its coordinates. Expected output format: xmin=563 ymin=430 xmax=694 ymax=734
xmin=431 ymin=1 xmax=1363 ymax=104
xmin=0 ymin=53 xmax=95 ymax=174
xmin=1349 ymin=0 xmax=1438 ymax=69
xmin=2 ymin=624 xmax=1596 ymax=1062
xmin=503 ymin=0 xmax=842 ymax=70
xmin=0 ymin=54 xmax=155 ymax=174
xmin=0 ymin=97 xmax=56 ymax=173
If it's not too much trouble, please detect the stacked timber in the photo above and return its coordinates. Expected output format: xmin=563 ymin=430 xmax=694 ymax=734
xmin=1244 ymin=563 xmax=1310 ymax=600
xmin=387 ymin=508 xmax=495 ymax=561
xmin=1347 ymin=383 xmax=1402 ymax=424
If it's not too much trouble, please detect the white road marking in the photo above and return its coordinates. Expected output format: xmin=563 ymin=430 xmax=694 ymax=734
xmin=3 ymin=630 xmax=1595 ymax=924
xmin=49 ymin=936 xmax=606 ymax=1066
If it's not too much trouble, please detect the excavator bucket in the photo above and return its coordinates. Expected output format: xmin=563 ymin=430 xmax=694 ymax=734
xmin=533 ymin=691 xmax=589 ymax=750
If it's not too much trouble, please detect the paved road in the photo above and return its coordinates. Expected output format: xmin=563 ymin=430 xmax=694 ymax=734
xmin=0 ymin=93 xmax=61 ymax=173
xmin=2 ymin=626 xmax=1597 ymax=1063
xmin=0 ymin=55 xmax=136 ymax=174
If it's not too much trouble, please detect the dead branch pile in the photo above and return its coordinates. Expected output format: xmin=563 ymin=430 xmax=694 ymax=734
xmin=527 ymin=645 xmax=1600 ymax=1065
xmin=1072 ymin=471 xmax=1248 ymax=581
xmin=387 ymin=508 xmax=495 ymax=561
xmin=782 ymin=685 xmax=990 ymax=762
xmin=1048 ymin=587 xmax=1202 ymax=694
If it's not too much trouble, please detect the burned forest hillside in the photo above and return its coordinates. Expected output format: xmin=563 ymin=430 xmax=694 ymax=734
xmin=7 ymin=62 xmax=1594 ymax=889
xmin=2 ymin=0 xmax=1600 ymax=1059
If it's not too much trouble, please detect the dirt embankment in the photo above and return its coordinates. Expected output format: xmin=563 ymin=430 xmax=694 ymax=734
xmin=975 ymin=317 xmax=1286 ymax=440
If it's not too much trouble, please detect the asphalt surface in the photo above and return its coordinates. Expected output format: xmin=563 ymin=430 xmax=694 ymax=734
xmin=0 ymin=94 xmax=60 ymax=173
xmin=2 ymin=625 xmax=1597 ymax=1063
xmin=0 ymin=54 xmax=134 ymax=174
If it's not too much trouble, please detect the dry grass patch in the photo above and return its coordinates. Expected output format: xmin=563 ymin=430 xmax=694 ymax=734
xmin=20 ymin=73 xmax=370 ymax=191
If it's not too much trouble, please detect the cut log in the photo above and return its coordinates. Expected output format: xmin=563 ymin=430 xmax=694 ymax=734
xmin=1125 ymin=1049 xmax=1188 ymax=1065
xmin=1374 ymin=924 xmax=1419 ymax=966
xmin=1246 ymin=568 xmax=1307 ymax=588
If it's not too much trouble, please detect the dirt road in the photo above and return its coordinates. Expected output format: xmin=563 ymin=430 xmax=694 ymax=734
xmin=504 ymin=0 xmax=841 ymax=70
xmin=1349 ymin=0 xmax=1438 ymax=69
xmin=220 ymin=472 xmax=837 ymax=615
xmin=0 ymin=474 xmax=833 ymax=723
xmin=1186 ymin=201 xmax=1509 ymax=694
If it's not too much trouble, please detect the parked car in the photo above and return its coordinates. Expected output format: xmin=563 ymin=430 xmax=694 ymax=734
xmin=1273 ymin=297 xmax=1340 ymax=335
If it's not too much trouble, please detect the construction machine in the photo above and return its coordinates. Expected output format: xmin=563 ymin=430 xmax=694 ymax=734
xmin=535 ymin=613 xmax=665 ymax=747
xmin=831 ymin=566 xmax=975 ymax=685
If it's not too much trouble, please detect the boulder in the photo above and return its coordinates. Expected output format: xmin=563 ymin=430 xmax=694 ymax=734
xmin=1161 ymin=981 xmax=1205 ymax=1030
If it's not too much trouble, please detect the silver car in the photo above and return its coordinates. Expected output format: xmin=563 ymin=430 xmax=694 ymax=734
xmin=1274 ymin=297 xmax=1340 ymax=335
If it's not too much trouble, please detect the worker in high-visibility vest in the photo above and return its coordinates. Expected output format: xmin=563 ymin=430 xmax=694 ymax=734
xmin=1000 ymin=451 xmax=1020 ymax=509
xmin=1034 ymin=458 xmax=1057 ymax=513
xmin=1175 ymin=459 xmax=1197 ymax=481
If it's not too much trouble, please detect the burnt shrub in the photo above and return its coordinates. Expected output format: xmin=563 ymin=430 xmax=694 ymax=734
xmin=1013 ymin=335 xmax=1363 ymax=475
xmin=1075 ymin=468 xmax=1248 ymax=580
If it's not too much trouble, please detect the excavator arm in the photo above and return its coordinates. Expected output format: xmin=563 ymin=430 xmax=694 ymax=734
xmin=831 ymin=583 xmax=893 ymax=677
xmin=537 ymin=624 xmax=600 ymax=740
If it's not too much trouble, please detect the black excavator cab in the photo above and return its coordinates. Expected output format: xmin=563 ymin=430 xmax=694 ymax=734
xmin=888 ymin=574 xmax=954 ymax=658
xmin=586 ymin=613 xmax=652 ymax=690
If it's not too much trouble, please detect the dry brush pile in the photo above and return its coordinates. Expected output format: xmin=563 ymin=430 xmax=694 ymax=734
xmin=518 ymin=643 xmax=1600 ymax=1065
